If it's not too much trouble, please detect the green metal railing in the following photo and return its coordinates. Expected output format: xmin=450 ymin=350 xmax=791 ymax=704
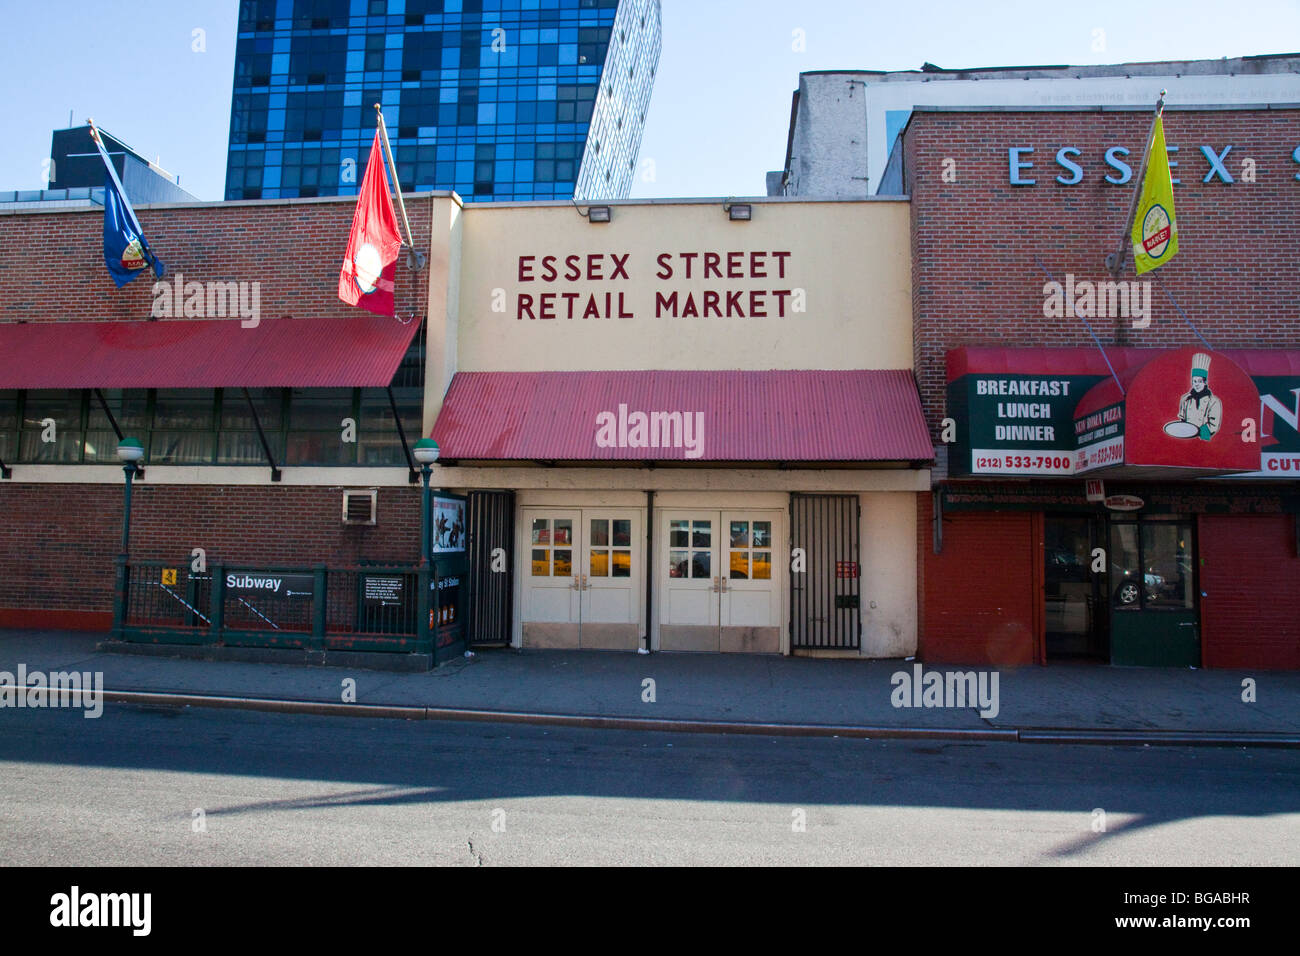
xmin=114 ymin=559 xmax=455 ymax=659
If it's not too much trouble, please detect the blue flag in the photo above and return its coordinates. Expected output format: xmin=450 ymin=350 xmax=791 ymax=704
xmin=103 ymin=174 xmax=164 ymax=288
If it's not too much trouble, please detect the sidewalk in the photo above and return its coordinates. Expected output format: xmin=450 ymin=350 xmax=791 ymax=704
xmin=2 ymin=629 xmax=1298 ymax=743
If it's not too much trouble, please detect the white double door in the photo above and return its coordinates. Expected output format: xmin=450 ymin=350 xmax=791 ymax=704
xmin=521 ymin=509 xmax=642 ymax=637
xmin=659 ymin=510 xmax=783 ymax=642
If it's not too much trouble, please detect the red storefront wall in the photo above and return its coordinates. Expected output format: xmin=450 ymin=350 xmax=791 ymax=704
xmin=916 ymin=494 xmax=1300 ymax=669
xmin=917 ymin=493 xmax=1042 ymax=666
xmin=1198 ymin=514 xmax=1300 ymax=670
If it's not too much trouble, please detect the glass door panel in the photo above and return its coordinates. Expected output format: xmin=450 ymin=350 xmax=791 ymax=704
xmin=1109 ymin=518 xmax=1199 ymax=666
xmin=1044 ymin=516 xmax=1105 ymax=660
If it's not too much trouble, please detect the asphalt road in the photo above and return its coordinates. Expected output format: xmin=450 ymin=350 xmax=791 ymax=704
xmin=0 ymin=703 xmax=1296 ymax=866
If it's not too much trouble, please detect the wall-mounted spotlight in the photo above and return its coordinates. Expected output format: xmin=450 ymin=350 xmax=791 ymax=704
xmin=574 ymin=201 xmax=612 ymax=223
xmin=724 ymin=202 xmax=752 ymax=221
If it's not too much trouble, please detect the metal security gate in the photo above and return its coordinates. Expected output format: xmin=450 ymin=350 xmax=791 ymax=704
xmin=466 ymin=490 xmax=515 ymax=646
xmin=790 ymin=494 xmax=861 ymax=650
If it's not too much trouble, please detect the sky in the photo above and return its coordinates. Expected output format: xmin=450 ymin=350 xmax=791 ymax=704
xmin=0 ymin=0 xmax=1296 ymax=201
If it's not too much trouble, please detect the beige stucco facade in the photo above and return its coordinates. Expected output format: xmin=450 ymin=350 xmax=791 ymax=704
xmin=427 ymin=197 xmax=924 ymax=659
xmin=426 ymin=197 xmax=913 ymax=422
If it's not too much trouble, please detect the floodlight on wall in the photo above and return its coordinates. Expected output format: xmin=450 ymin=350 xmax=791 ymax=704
xmin=724 ymin=202 xmax=752 ymax=221
xmin=586 ymin=205 xmax=612 ymax=223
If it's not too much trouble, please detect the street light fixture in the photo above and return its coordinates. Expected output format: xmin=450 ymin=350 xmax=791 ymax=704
xmin=112 ymin=437 xmax=145 ymax=639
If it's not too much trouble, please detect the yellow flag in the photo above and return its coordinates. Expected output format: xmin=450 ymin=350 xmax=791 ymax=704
xmin=1131 ymin=115 xmax=1178 ymax=274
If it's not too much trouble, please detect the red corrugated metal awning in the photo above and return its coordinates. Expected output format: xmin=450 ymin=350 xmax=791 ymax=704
xmin=431 ymin=370 xmax=933 ymax=462
xmin=0 ymin=317 xmax=420 ymax=389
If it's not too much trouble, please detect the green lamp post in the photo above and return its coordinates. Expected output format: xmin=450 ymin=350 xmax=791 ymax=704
xmin=112 ymin=437 xmax=145 ymax=638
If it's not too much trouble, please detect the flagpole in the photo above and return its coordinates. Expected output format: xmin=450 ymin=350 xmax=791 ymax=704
xmin=1105 ymin=91 xmax=1166 ymax=277
xmin=87 ymin=118 xmax=144 ymax=236
xmin=373 ymin=104 xmax=424 ymax=270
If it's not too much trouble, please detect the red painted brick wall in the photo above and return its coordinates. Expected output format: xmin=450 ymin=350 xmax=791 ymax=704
xmin=0 ymin=483 xmax=422 ymax=629
xmin=918 ymin=492 xmax=1039 ymax=665
xmin=1199 ymin=514 xmax=1300 ymax=669
xmin=904 ymin=108 xmax=1300 ymax=668
xmin=901 ymin=108 xmax=1300 ymax=431
xmin=0 ymin=195 xmax=433 ymax=325
xmin=0 ymin=194 xmax=439 ymax=631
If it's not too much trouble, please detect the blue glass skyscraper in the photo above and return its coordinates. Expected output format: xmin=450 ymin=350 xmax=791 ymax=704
xmin=225 ymin=0 xmax=661 ymax=202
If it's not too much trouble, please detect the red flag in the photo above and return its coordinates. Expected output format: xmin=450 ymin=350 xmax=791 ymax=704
xmin=339 ymin=129 xmax=403 ymax=316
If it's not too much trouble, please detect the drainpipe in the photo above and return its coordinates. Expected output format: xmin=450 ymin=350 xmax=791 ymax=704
xmin=643 ymin=490 xmax=654 ymax=653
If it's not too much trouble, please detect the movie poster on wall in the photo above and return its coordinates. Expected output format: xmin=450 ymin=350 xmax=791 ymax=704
xmin=432 ymin=494 xmax=466 ymax=553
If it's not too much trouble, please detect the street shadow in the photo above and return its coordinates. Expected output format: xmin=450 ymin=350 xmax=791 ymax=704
xmin=0 ymin=703 xmax=1296 ymax=860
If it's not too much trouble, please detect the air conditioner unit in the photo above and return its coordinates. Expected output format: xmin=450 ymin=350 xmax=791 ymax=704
xmin=342 ymin=489 xmax=378 ymax=526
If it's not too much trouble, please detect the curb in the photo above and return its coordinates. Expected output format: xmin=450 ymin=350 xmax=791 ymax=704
xmin=98 ymin=689 xmax=1300 ymax=748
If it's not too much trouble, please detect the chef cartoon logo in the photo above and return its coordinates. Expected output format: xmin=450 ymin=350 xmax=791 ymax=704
xmin=1164 ymin=352 xmax=1222 ymax=441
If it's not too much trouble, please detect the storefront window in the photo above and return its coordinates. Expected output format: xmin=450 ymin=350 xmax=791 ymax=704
xmin=286 ymin=387 xmax=355 ymax=464
xmin=728 ymin=520 xmax=772 ymax=580
xmin=8 ymin=381 xmax=423 ymax=469
xmin=85 ymin=389 xmax=150 ymax=463
xmin=531 ymin=518 xmax=573 ymax=577
xmin=1110 ymin=519 xmax=1194 ymax=611
xmin=589 ymin=518 xmax=631 ymax=578
xmin=20 ymin=391 xmax=84 ymax=462
xmin=1141 ymin=523 xmax=1194 ymax=610
xmin=1109 ymin=523 xmax=1142 ymax=609
xmin=0 ymin=390 xmax=17 ymax=463
xmin=150 ymin=389 xmax=216 ymax=464
xmin=669 ymin=519 xmax=711 ymax=578
xmin=218 ymin=388 xmax=283 ymax=465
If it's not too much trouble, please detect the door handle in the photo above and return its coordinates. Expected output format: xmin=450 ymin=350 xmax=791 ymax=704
xmin=720 ymin=577 xmax=730 ymax=593
xmin=581 ymin=574 xmax=590 ymax=591
xmin=711 ymin=576 xmax=721 ymax=593
xmin=571 ymin=576 xmax=581 ymax=591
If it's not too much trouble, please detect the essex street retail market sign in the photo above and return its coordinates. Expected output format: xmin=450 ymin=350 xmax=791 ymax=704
xmin=503 ymin=250 xmax=804 ymax=321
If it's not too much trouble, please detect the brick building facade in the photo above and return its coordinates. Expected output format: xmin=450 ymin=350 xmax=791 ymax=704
xmin=895 ymin=105 xmax=1300 ymax=669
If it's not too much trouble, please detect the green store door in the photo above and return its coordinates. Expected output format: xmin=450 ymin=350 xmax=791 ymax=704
xmin=1107 ymin=518 xmax=1200 ymax=666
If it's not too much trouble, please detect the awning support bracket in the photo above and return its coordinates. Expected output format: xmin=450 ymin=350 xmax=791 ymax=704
xmin=243 ymin=388 xmax=281 ymax=482
xmin=0 ymin=458 xmax=10 ymax=480
xmin=94 ymin=388 xmax=143 ymax=479
xmin=387 ymin=386 xmax=419 ymax=484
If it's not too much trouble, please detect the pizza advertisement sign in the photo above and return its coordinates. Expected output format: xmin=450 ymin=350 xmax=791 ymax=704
xmin=947 ymin=347 xmax=1271 ymax=478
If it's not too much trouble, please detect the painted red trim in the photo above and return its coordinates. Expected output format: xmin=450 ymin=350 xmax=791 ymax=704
xmin=0 ymin=609 xmax=112 ymax=632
